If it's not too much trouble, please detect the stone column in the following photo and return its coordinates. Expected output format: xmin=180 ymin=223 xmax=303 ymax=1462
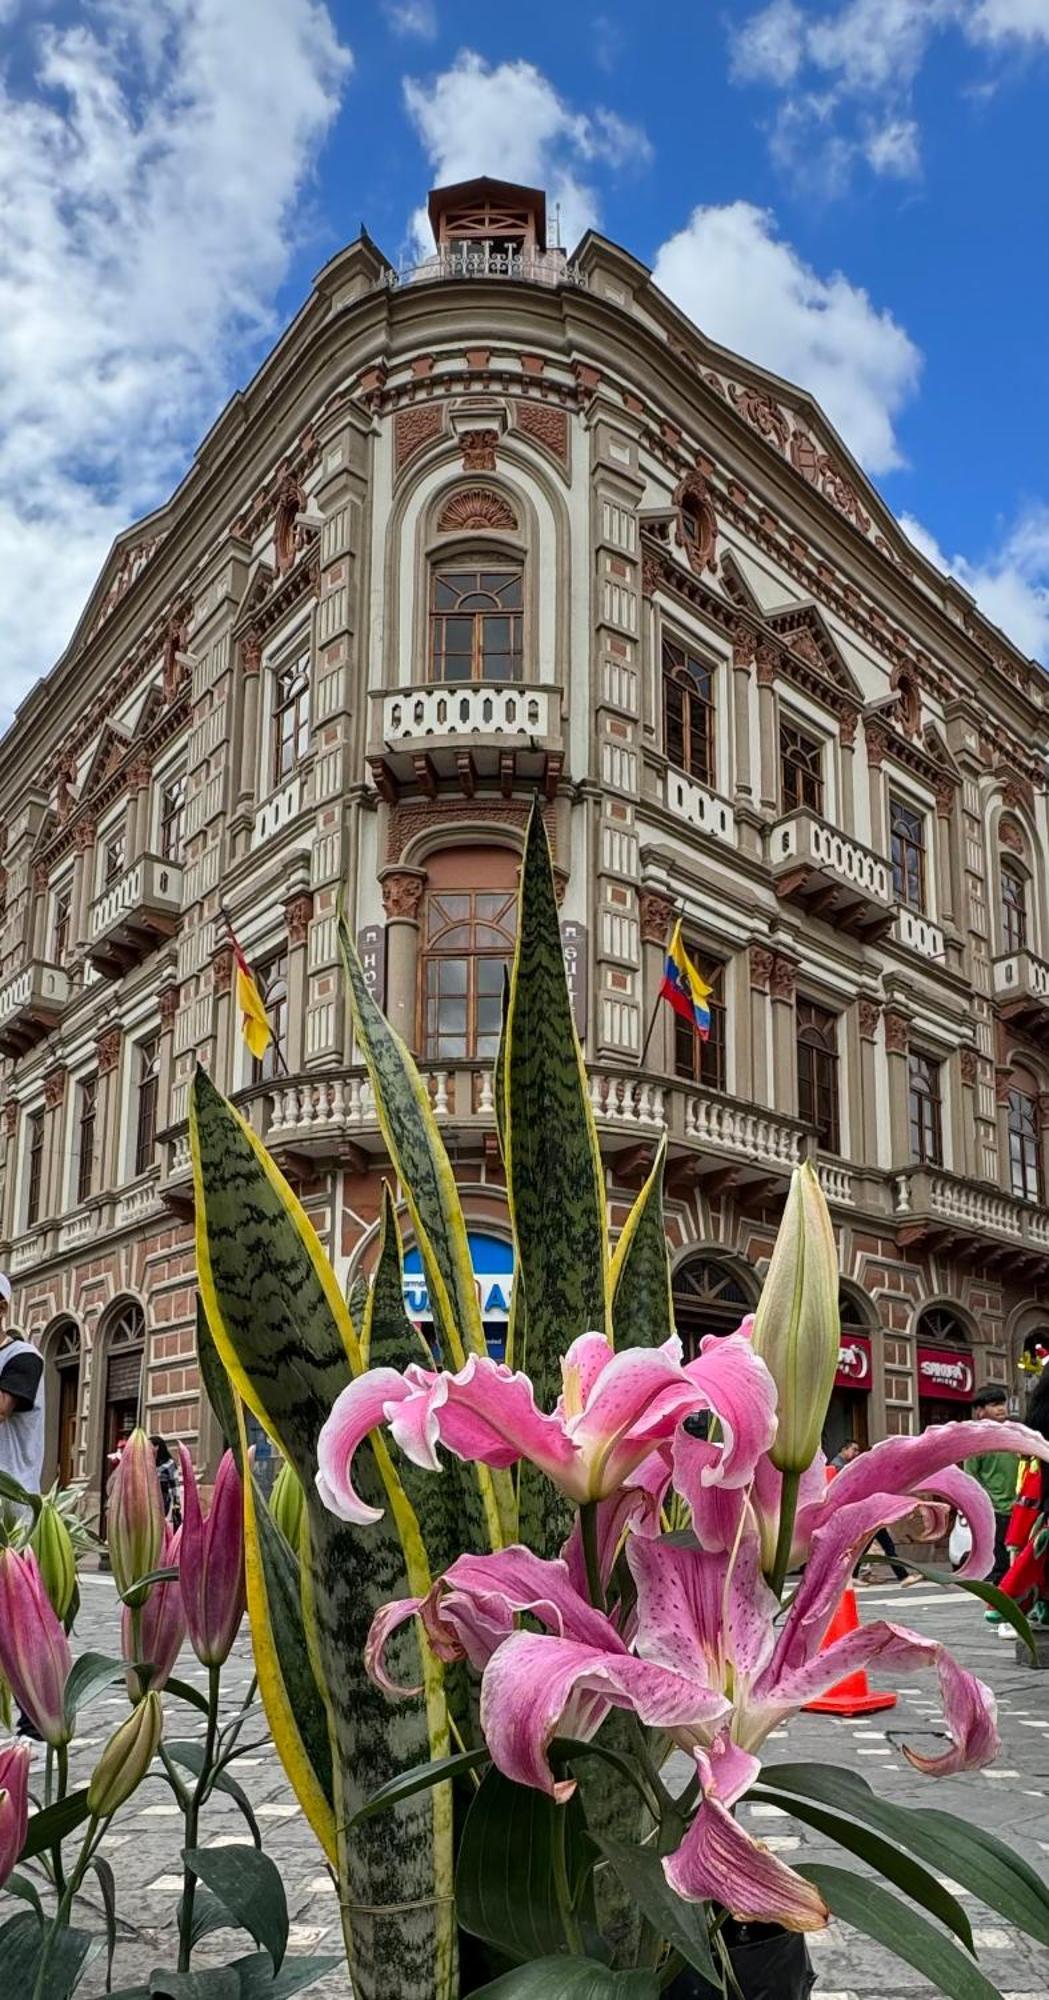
xmin=756 ymin=644 xmax=779 ymax=813
xmin=31 ymin=863 xmax=49 ymax=959
xmin=840 ymin=711 xmax=857 ymax=832
xmin=730 ymin=625 xmax=754 ymax=805
xmin=157 ymin=985 xmax=180 ymax=1141
xmin=211 ymin=945 xmax=234 ymax=1091
xmin=935 ymin=780 xmax=957 ymax=929
xmin=856 ymin=997 xmax=881 ymax=1169
xmin=865 ymin=724 xmax=887 ymax=853
xmin=769 ymin=952 xmax=797 ymax=1113
xmin=883 ymin=1007 xmax=911 ymax=1166
xmin=284 ymin=889 xmax=314 ymax=1073
xmin=995 ymin=1065 xmax=1013 ymax=1190
xmin=96 ymin=1026 xmax=124 ymax=1191
xmin=1 ymin=1099 xmax=19 ymax=1240
xmin=128 ymin=757 xmax=152 ymax=860
xmin=73 ymin=818 xmax=96 ymax=951
xmin=638 ymin=889 xmax=675 ymax=1074
xmin=748 ymin=946 xmax=773 ymax=1107
xmin=380 ymin=868 xmax=427 ymax=1054
xmin=42 ymin=1065 xmax=68 ymax=1219
xmin=238 ymin=632 xmax=263 ymax=811
xmin=958 ymin=1046 xmax=980 ymax=1178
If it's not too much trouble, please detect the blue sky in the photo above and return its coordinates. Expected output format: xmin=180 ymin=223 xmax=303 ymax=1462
xmin=2 ymin=0 xmax=1048 ymax=720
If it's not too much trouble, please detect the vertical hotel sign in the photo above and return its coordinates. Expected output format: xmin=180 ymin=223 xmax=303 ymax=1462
xmin=357 ymin=926 xmax=386 ymax=1010
xmin=560 ymin=921 xmax=588 ymax=1043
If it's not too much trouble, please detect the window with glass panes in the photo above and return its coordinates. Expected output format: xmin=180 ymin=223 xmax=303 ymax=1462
xmin=102 ymin=830 xmax=126 ymax=886
xmin=662 ymin=638 xmax=715 ymax=786
xmin=890 ymin=796 xmax=925 ymax=909
xmin=780 ymin=721 xmax=824 ymax=813
xmin=134 ymin=1036 xmax=159 ymax=1177
xmin=421 ymin=886 xmax=517 ymax=1061
xmin=26 ymin=1110 xmax=44 ymax=1228
xmin=159 ymin=774 xmax=186 ymax=862
xmin=797 ymin=1000 xmax=840 ymax=1153
xmin=908 ymin=1050 xmax=943 ymax=1165
xmin=1001 ymin=858 xmax=1028 ymax=955
xmin=52 ymin=884 xmax=71 ymax=967
xmin=429 ymin=569 xmax=523 ymax=683
xmin=251 ymin=953 xmax=289 ymax=1084
xmin=1008 ymin=1072 xmax=1043 ymax=1203
xmin=673 ymin=952 xmax=726 ymax=1092
xmin=272 ymin=656 xmax=311 ymax=785
xmin=76 ymin=1076 xmax=97 ymax=1204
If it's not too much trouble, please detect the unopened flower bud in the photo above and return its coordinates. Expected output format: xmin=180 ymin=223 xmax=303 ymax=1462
xmin=751 ymin=1161 xmax=840 ymax=1476
xmin=29 ymin=1498 xmax=77 ymax=1624
xmin=0 ymin=1741 xmax=31 ymax=1889
xmin=269 ymin=1461 xmax=305 ymax=1554
xmin=107 ymin=1430 xmax=165 ymax=1609
xmin=87 ymin=1692 xmax=163 ymax=1817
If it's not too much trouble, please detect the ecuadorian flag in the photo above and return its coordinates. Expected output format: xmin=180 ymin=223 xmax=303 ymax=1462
xmin=660 ymin=919 xmax=712 ymax=1041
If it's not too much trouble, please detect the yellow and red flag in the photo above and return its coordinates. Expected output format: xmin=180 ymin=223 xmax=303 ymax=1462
xmin=228 ymin=931 xmax=271 ymax=1061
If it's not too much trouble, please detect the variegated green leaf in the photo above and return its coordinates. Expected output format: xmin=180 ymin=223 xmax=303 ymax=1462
xmin=609 ymin=1135 xmax=673 ymax=1352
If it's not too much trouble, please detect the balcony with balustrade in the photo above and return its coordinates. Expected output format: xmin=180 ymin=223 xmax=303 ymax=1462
xmin=893 ymin=1164 xmax=1049 ymax=1275
xmin=368 ymin=683 xmax=563 ymax=803
xmin=993 ymin=948 xmax=1049 ymax=1043
xmin=769 ymin=810 xmax=895 ymax=939
xmin=88 ymin=854 xmax=183 ymax=979
xmin=0 ymin=960 xmax=71 ymax=1058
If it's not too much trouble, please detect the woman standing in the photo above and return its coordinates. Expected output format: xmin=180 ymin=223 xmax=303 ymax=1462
xmin=998 ymin=1367 xmax=1049 ymax=1629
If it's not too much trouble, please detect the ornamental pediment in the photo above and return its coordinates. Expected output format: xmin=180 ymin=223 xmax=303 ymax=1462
xmin=765 ymin=602 xmax=862 ymax=702
xmin=80 ymin=722 xmax=131 ymax=800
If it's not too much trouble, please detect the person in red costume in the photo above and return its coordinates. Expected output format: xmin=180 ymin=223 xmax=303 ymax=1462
xmin=1000 ymin=1365 xmax=1049 ymax=1629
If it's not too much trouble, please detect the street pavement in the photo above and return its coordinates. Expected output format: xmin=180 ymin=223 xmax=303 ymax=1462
xmin=29 ymin=1571 xmax=1049 ymax=1998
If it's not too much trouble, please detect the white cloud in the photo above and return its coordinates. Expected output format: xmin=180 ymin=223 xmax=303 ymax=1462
xmin=901 ymin=507 xmax=1049 ymax=661
xmin=651 ymin=201 xmax=922 ymax=475
xmin=0 ymin=1 xmax=351 ymax=725
xmin=402 ymin=51 xmax=650 ymax=254
xmin=863 ymin=115 xmax=922 ymax=176
xmin=970 ymin=0 xmax=1049 ymax=44
xmin=382 ymin=0 xmax=438 ymax=39
xmin=730 ymin=0 xmax=805 ymax=84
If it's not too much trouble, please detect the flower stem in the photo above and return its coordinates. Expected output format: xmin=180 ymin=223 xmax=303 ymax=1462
xmin=50 ymin=1743 xmax=69 ymax=1897
xmin=177 ymin=1662 xmax=222 ymax=1971
xmin=551 ymin=1802 xmax=583 ymax=1956
xmin=579 ymin=1501 xmax=605 ymax=1611
xmin=31 ymin=1814 xmax=99 ymax=2000
xmin=768 ymin=1469 xmax=802 ymax=1601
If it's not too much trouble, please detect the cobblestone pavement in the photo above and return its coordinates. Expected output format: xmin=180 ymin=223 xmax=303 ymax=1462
xmin=28 ymin=1572 xmax=1049 ymax=1997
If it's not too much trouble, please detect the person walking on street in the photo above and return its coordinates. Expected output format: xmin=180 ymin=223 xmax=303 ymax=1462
xmin=830 ymin=1441 xmax=913 ymax=1584
xmin=0 ymin=1272 xmax=47 ymax=1738
xmin=966 ymin=1383 xmax=1018 ymax=1622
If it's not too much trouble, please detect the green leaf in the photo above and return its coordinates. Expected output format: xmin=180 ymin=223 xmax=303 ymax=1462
xmin=165 ymin=1741 xmax=263 ymax=1846
xmin=182 ymin=1844 xmax=288 ymax=1975
xmin=903 ymin=1560 xmax=1036 ymax=1658
xmin=230 ymin=1954 xmax=343 ymax=1999
xmin=63 ymin=1650 xmax=127 ymax=1731
xmin=594 ymin=1834 xmax=719 ymax=1983
xmin=456 ymin=1767 xmax=598 ymax=1964
xmin=90 ymin=1853 xmax=119 ymax=1993
xmin=350 ymin=1747 xmax=490 ymax=1827
xmin=165 ymin=1675 xmax=210 ymax=1716
xmin=748 ymin=1785 xmax=972 ymax=1949
xmin=196 ymin=1295 xmax=242 ymax=1465
xmin=19 ymin=1786 xmax=91 ymax=1861
xmin=119 ymin=1566 xmax=180 ymax=1602
xmin=182 ymin=1887 xmax=236 ymax=1950
xmin=0 ymin=1911 xmax=100 ymax=2000
xmin=123 ymin=1952 xmax=341 ymax=2000
xmin=3 ymin=1872 xmax=44 ymax=1922
xmin=469 ymin=1962 xmax=659 ymax=1999
xmin=798 ymin=1865 xmax=1003 ymax=2000
xmin=0 ymin=1470 xmax=42 ymax=1523
xmin=609 ymin=1135 xmax=673 ymax=1352
xmin=762 ymin=1762 xmax=1049 ymax=1948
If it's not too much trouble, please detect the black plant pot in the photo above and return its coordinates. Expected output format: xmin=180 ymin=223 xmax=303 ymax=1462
xmin=665 ymin=1922 xmax=815 ymax=2000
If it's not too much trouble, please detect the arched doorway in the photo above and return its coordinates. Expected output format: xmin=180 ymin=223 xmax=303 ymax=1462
xmin=45 ymin=1319 xmax=81 ymax=1490
xmin=915 ymin=1304 xmax=975 ymax=1427
xmin=671 ymin=1252 xmax=758 ymax=1361
xmin=98 ymin=1300 xmax=145 ymax=1530
xmin=823 ymin=1284 xmax=875 ymax=1456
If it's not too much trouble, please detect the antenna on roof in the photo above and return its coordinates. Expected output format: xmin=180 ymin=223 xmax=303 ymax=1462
xmin=553 ymin=201 xmax=562 ymax=248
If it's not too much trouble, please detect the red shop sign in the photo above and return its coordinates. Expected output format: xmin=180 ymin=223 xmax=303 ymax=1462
xmin=917 ymin=1345 xmax=974 ymax=1402
xmin=835 ymin=1334 xmax=872 ymax=1392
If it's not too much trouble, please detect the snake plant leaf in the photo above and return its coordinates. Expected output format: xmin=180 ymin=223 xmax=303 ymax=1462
xmin=609 ymin=1134 xmax=672 ymax=1352
xmin=338 ymin=910 xmax=485 ymax=1371
xmin=196 ymin=1295 xmax=242 ymax=1464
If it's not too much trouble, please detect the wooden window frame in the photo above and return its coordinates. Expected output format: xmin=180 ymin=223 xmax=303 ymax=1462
xmin=797 ymin=999 xmax=840 ymax=1154
xmin=134 ymin=1035 xmax=160 ymax=1179
xmin=890 ymin=794 xmax=926 ymax=911
xmin=429 ymin=566 xmax=524 ymax=685
xmin=662 ymin=635 xmax=716 ymax=789
xmin=908 ymin=1049 xmax=943 ymax=1166
xmin=420 ymin=886 xmax=517 ymax=1063
xmin=1000 ymin=857 xmax=1029 ymax=956
xmin=52 ymin=883 xmax=72 ymax=968
xmin=272 ymin=654 xmax=311 ymax=788
xmin=251 ymin=952 xmax=290 ymax=1084
xmin=779 ymin=719 xmax=825 ymax=815
xmin=673 ymin=950 xmax=727 ymax=1092
xmin=1008 ymin=1084 xmax=1043 ymax=1204
xmin=26 ymin=1110 xmax=44 ymax=1229
xmin=159 ymin=773 xmax=186 ymax=863
xmin=76 ymin=1075 xmax=97 ymax=1206
xmin=101 ymin=830 xmax=126 ymax=888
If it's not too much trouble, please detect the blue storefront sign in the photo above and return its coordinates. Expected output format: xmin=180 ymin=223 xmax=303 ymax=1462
xmin=403 ymin=1231 xmax=514 ymax=1361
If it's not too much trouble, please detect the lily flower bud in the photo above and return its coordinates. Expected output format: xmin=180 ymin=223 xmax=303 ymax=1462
xmin=29 ymin=1497 xmax=77 ymax=1625
xmin=107 ymin=1430 xmax=165 ymax=1609
xmin=87 ymin=1692 xmax=163 ymax=1818
xmin=178 ymin=1448 xmax=246 ymax=1666
xmin=0 ymin=1741 xmax=31 ymax=1889
xmin=269 ymin=1460 xmax=305 ymax=1554
xmin=0 ymin=1549 xmax=73 ymax=1747
xmin=751 ymin=1161 xmax=840 ymax=1476
xmin=122 ymin=1525 xmax=185 ymax=1698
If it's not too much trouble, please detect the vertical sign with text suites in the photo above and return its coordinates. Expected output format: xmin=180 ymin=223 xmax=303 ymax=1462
xmin=560 ymin=920 xmax=588 ymax=1046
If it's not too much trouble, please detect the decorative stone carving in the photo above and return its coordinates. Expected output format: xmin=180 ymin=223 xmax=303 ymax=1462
xmin=960 ymin=1047 xmax=979 ymax=1087
xmin=74 ymin=816 xmax=96 ymax=853
xmin=436 ymin=488 xmax=518 ymax=535
xmin=755 ymin=643 xmax=779 ymax=687
xmin=858 ymin=997 xmax=881 ymax=1040
xmin=864 ymin=722 xmax=888 ymax=769
xmin=96 ymin=1026 xmax=122 ymax=1073
xmin=769 ymin=955 xmax=796 ymax=1003
xmin=461 ymin=428 xmax=500 ymax=473
xmin=641 ymin=551 xmax=662 ymax=599
xmin=749 ymin=945 xmax=774 ymax=992
xmin=515 ymin=401 xmax=569 ymax=462
xmin=839 ymin=710 xmax=858 ymax=748
xmin=995 ymin=1066 xmax=1014 ymax=1107
xmin=1001 ymin=771 xmax=1035 ymax=816
xmin=284 ymin=892 xmax=314 ymax=949
xmin=241 ymin=630 xmax=262 ymax=677
xmin=729 ymin=384 xmax=789 ymax=450
xmin=934 ymin=779 xmax=955 ymax=819
xmin=32 ymin=862 xmax=50 ymax=897
xmin=3 ymin=1098 xmax=18 ymax=1138
xmin=731 ymin=622 xmax=757 ymax=671
xmin=789 ymin=429 xmax=871 ymax=534
xmin=572 ymin=361 xmax=600 ymax=402
xmin=127 ymin=755 xmax=152 ymax=795
xmin=380 ymin=869 xmax=426 ymax=922
xmin=55 ymin=752 xmax=78 ymax=824
xmin=158 ymin=986 xmax=180 ymax=1030
xmin=162 ymin=611 xmax=191 ymax=701
xmin=395 ymin=405 xmax=444 ymax=472
xmin=999 ymin=816 xmax=1026 ymax=855
xmin=43 ymin=1066 xmax=67 ymax=1110
xmin=1038 ymin=1092 xmax=1049 ymax=1127
xmin=387 ymin=798 xmax=551 ymax=865
xmin=883 ymin=1008 xmax=910 ymax=1056
xmin=274 ymin=472 xmax=305 ymax=574
xmin=212 ymin=945 xmax=234 ymax=996
xmin=638 ymin=889 xmax=674 ymax=947
xmin=673 ymin=470 xmax=717 ymax=575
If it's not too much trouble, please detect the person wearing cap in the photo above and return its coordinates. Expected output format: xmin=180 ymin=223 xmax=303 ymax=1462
xmin=0 ymin=1274 xmax=45 ymax=1506
xmin=966 ymin=1383 xmax=1017 ymax=1607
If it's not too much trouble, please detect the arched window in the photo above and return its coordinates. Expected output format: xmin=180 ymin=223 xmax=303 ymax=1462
xmin=252 ymin=951 xmax=289 ymax=1084
xmin=662 ymin=638 xmax=715 ymax=787
xmin=916 ymin=1304 xmax=971 ymax=1347
xmin=429 ymin=567 xmax=523 ymax=683
xmin=99 ymin=1301 xmax=145 ymax=1529
xmin=420 ymin=849 xmax=519 ymax=1062
xmin=1001 ymin=857 xmax=1028 ymax=955
xmin=1008 ymin=1066 xmax=1043 ymax=1204
xmin=48 ymin=1320 xmax=81 ymax=1489
xmin=797 ymin=1000 xmax=840 ymax=1153
xmin=672 ymin=1253 xmax=757 ymax=1358
xmin=839 ymin=1283 xmax=874 ymax=1332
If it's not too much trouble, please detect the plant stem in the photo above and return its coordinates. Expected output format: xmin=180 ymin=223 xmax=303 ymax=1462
xmin=177 ymin=1661 xmax=222 ymax=1971
xmin=31 ymin=1815 xmax=99 ymax=2000
xmin=579 ymin=1501 xmax=605 ymax=1611
xmin=50 ymin=1743 xmax=69 ymax=1897
xmin=551 ymin=1802 xmax=583 ymax=1956
xmin=768 ymin=1468 xmax=802 ymax=1601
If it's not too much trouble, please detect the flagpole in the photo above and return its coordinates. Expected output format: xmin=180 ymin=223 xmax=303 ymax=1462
xmin=638 ymin=988 xmax=663 ymax=1070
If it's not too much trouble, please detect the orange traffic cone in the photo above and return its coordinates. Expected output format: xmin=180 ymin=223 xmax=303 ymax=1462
xmin=803 ymin=1581 xmax=898 ymax=1718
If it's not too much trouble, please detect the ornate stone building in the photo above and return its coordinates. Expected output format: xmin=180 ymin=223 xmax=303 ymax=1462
xmin=2 ymin=175 xmax=1048 ymax=1518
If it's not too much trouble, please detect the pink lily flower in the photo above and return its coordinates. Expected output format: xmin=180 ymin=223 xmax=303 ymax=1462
xmin=107 ymin=1428 xmax=166 ymax=1608
xmin=122 ymin=1524 xmax=186 ymax=1697
xmin=177 ymin=1448 xmax=246 ymax=1667
xmin=0 ymin=1740 xmax=31 ymax=1890
xmin=315 ymin=1329 xmax=777 ymax=1526
xmin=0 ymin=1549 xmax=73 ymax=1747
xmin=664 ymin=1738 xmax=829 ymax=1932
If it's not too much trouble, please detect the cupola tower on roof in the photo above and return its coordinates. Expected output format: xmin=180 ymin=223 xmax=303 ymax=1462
xmin=427 ymin=176 xmax=548 ymax=256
